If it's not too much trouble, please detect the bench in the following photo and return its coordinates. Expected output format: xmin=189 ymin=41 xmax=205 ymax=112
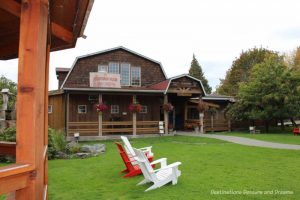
xmin=292 ymin=128 xmax=300 ymax=136
xmin=249 ymin=126 xmax=260 ymax=134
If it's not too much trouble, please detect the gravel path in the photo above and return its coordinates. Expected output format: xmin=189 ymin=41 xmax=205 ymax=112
xmin=176 ymin=132 xmax=300 ymax=150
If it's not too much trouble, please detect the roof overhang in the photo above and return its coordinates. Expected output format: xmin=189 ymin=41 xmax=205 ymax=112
xmin=0 ymin=0 xmax=94 ymax=60
xmin=63 ymin=87 xmax=165 ymax=94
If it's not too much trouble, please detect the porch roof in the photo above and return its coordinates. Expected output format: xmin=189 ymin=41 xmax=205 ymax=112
xmin=0 ymin=0 xmax=94 ymax=60
xmin=63 ymin=87 xmax=165 ymax=94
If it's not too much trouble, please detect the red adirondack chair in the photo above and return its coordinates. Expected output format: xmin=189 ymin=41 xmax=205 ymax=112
xmin=115 ymin=142 xmax=154 ymax=177
xmin=292 ymin=128 xmax=300 ymax=136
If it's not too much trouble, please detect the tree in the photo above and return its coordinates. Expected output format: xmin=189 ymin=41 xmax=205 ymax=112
xmin=0 ymin=76 xmax=17 ymax=110
xmin=189 ymin=54 xmax=212 ymax=94
xmin=285 ymin=46 xmax=300 ymax=72
xmin=217 ymin=47 xmax=277 ymax=96
xmin=227 ymin=54 xmax=300 ymax=131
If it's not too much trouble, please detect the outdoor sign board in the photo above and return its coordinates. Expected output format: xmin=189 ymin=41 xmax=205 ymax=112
xmin=90 ymin=72 xmax=121 ymax=88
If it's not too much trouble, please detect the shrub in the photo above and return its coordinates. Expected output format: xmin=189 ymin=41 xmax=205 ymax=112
xmin=0 ymin=127 xmax=16 ymax=142
xmin=51 ymin=129 xmax=67 ymax=153
xmin=66 ymin=141 xmax=81 ymax=154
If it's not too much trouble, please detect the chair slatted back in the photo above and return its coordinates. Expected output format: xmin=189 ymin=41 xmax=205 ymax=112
xmin=115 ymin=142 xmax=134 ymax=171
xmin=121 ymin=136 xmax=136 ymax=156
xmin=133 ymin=148 xmax=157 ymax=182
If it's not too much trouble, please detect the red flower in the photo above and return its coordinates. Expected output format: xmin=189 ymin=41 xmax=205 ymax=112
xmin=129 ymin=103 xmax=142 ymax=113
xmin=96 ymin=103 xmax=108 ymax=112
xmin=163 ymin=103 xmax=174 ymax=112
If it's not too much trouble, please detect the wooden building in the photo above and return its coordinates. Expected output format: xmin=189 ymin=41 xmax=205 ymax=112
xmin=49 ymin=46 xmax=234 ymax=140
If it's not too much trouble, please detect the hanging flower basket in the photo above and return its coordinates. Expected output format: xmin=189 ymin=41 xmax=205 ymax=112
xmin=162 ymin=103 xmax=174 ymax=112
xmin=128 ymin=103 xmax=142 ymax=113
xmin=197 ymin=100 xmax=208 ymax=112
xmin=95 ymin=103 xmax=108 ymax=113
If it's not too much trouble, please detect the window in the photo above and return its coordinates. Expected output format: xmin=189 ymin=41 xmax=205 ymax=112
xmin=108 ymin=62 xmax=119 ymax=74
xmin=88 ymin=95 xmax=98 ymax=101
xmin=187 ymin=107 xmax=199 ymax=120
xmin=131 ymin=67 xmax=141 ymax=86
xmin=78 ymin=105 xmax=87 ymax=114
xmin=120 ymin=63 xmax=130 ymax=86
xmin=98 ymin=65 xmax=108 ymax=72
xmin=111 ymin=105 xmax=119 ymax=114
xmin=48 ymin=105 xmax=53 ymax=113
xmin=140 ymin=105 xmax=147 ymax=114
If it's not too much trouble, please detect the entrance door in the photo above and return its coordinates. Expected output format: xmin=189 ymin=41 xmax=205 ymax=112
xmin=174 ymin=100 xmax=185 ymax=130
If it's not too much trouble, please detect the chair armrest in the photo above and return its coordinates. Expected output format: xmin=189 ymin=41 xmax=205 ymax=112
xmin=139 ymin=146 xmax=152 ymax=152
xmin=153 ymin=162 xmax=181 ymax=173
xmin=150 ymin=158 xmax=167 ymax=168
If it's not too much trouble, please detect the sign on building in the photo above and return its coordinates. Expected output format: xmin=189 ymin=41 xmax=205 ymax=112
xmin=90 ymin=72 xmax=121 ymax=88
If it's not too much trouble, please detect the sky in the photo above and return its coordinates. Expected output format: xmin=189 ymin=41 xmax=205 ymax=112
xmin=0 ymin=0 xmax=299 ymax=91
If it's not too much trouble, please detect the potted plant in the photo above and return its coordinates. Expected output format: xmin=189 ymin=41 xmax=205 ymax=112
xmin=95 ymin=102 xmax=108 ymax=114
xmin=162 ymin=103 xmax=174 ymax=112
xmin=128 ymin=102 xmax=142 ymax=113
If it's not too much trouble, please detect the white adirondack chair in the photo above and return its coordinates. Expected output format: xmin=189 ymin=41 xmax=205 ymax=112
xmin=120 ymin=136 xmax=153 ymax=157
xmin=133 ymin=148 xmax=182 ymax=192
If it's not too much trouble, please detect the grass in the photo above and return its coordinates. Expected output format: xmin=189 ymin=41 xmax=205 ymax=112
xmin=219 ymin=132 xmax=300 ymax=145
xmin=48 ymin=135 xmax=300 ymax=200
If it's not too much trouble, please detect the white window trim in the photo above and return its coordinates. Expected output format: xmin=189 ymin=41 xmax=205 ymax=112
xmin=48 ymin=105 xmax=53 ymax=114
xmin=131 ymin=66 xmax=141 ymax=87
xmin=140 ymin=105 xmax=147 ymax=114
xmin=111 ymin=105 xmax=119 ymax=114
xmin=98 ymin=64 xmax=108 ymax=72
xmin=78 ymin=105 xmax=87 ymax=114
xmin=120 ymin=63 xmax=131 ymax=86
xmin=108 ymin=62 xmax=120 ymax=74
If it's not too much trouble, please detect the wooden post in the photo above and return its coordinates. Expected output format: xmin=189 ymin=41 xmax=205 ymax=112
xmin=164 ymin=94 xmax=168 ymax=134
xmin=184 ymin=101 xmax=187 ymax=129
xmin=98 ymin=94 xmax=102 ymax=136
xmin=132 ymin=95 xmax=137 ymax=136
xmin=16 ymin=0 xmax=49 ymax=199
xmin=211 ymin=114 xmax=214 ymax=132
xmin=199 ymin=112 xmax=204 ymax=134
xmin=66 ymin=93 xmax=70 ymax=136
xmin=0 ymin=89 xmax=9 ymax=125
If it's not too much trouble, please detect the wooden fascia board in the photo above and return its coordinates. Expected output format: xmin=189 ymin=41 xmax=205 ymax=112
xmin=0 ymin=0 xmax=73 ymax=43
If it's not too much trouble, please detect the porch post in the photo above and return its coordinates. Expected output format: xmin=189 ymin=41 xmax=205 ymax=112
xmin=66 ymin=93 xmax=70 ymax=136
xmin=98 ymin=94 xmax=103 ymax=136
xmin=211 ymin=114 xmax=214 ymax=132
xmin=132 ymin=95 xmax=137 ymax=136
xmin=164 ymin=94 xmax=168 ymax=134
xmin=199 ymin=96 xmax=204 ymax=134
xmin=16 ymin=0 xmax=49 ymax=198
xmin=184 ymin=101 xmax=187 ymax=129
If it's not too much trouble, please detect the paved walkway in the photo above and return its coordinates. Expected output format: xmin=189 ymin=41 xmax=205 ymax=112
xmin=176 ymin=132 xmax=300 ymax=150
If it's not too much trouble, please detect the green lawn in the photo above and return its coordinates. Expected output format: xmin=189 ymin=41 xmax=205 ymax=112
xmin=219 ymin=132 xmax=300 ymax=145
xmin=48 ymin=135 xmax=300 ymax=200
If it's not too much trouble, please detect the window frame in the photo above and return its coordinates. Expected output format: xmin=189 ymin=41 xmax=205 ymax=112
xmin=140 ymin=105 xmax=148 ymax=114
xmin=78 ymin=105 xmax=87 ymax=114
xmin=131 ymin=66 xmax=141 ymax=86
xmin=120 ymin=63 xmax=131 ymax=86
xmin=108 ymin=62 xmax=120 ymax=74
xmin=111 ymin=105 xmax=120 ymax=114
xmin=98 ymin=64 xmax=108 ymax=72
xmin=48 ymin=105 xmax=53 ymax=114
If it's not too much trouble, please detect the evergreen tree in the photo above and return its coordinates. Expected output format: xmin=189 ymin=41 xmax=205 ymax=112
xmin=189 ymin=54 xmax=212 ymax=94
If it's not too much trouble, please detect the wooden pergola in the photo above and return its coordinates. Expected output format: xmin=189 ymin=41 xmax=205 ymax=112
xmin=0 ymin=0 xmax=93 ymax=199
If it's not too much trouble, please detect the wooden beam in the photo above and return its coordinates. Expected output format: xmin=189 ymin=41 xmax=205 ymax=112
xmin=98 ymin=94 xmax=103 ymax=136
xmin=164 ymin=95 xmax=168 ymax=134
xmin=0 ymin=0 xmax=74 ymax=43
xmin=132 ymin=95 xmax=137 ymax=136
xmin=15 ymin=0 xmax=49 ymax=199
xmin=0 ymin=164 xmax=33 ymax=195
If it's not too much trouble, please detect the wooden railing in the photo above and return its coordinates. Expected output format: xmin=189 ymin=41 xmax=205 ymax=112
xmin=0 ymin=164 xmax=34 ymax=195
xmin=68 ymin=121 xmax=160 ymax=135
xmin=136 ymin=121 xmax=159 ymax=134
xmin=68 ymin=121 xmax=98 ymax=136
xmin=0 ymin=142 xmax=16 ymax=156
xmin=103 ymin=121 xmax=133 ymax=133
